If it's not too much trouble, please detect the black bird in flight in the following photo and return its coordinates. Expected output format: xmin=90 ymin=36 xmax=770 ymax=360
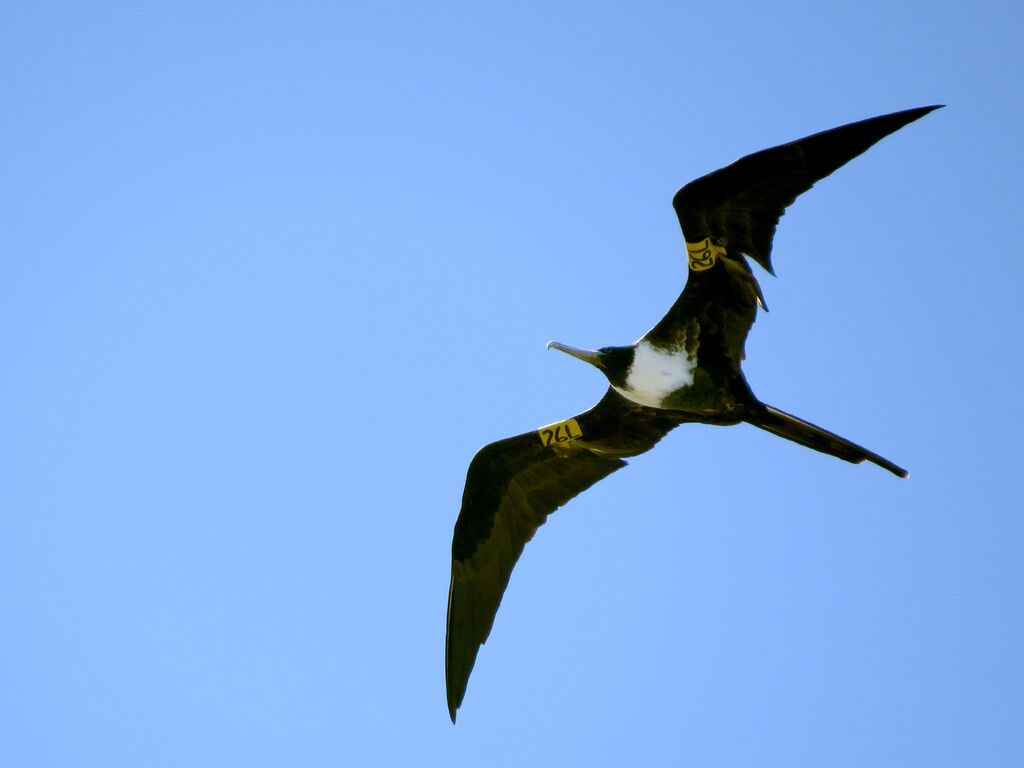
xmin=445 ymin=105 xmax=940 ymax=722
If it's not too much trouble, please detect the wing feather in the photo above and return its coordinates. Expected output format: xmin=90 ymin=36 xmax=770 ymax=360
xmin=672 ymin=106 xmax=941 ymax=273
xmin=445 ymin=389 xmax=686 ymax=721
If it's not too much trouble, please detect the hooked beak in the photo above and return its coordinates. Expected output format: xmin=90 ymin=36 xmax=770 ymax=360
xmin=546 ymin=341 xmax=604 ymax=369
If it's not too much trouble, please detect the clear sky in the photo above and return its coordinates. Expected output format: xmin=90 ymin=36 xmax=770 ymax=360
xmin=3 ymin=1 xmax=1022 ymax=766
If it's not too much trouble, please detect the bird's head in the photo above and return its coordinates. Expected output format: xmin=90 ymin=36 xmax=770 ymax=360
xmin=546 ymin=341 xmax=635 ymax=389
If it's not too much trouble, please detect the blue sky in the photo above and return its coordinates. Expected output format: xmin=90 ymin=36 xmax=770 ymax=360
xmin=3 ymin=1 xmax=1022 ymax=766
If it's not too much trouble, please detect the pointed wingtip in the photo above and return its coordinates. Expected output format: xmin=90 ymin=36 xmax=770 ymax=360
xmin=895 ymin=104 xmax=944 ymax=118
xmin=872 ymin=457 xmax=909 ymax=478
xmin=446 ymin=674 xmax=461 ymax=722
xmin=899 ymin=104 xmax=945 ymax=125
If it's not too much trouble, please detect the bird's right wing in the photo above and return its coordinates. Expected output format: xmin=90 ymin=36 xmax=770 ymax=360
xmin=446 ymin=388 xmax=685 ymax=721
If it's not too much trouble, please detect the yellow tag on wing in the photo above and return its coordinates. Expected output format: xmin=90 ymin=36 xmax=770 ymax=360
xmin=686 ymin=237 xmax=727 ymax=271
xmin=537 ymin=418 xmax=583 ymax=447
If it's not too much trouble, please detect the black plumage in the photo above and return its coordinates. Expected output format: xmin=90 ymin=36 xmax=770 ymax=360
xmin=445 ymin=105 xmax=940 ymax=722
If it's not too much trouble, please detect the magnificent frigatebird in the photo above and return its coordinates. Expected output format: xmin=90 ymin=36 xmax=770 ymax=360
xmin=445 ymin=105 xmax=940 ymax=722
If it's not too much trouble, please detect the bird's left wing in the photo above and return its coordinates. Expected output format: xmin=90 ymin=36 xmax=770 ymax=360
xmin=446 ymin=388 xmax=685 ymax=721
xmin=672 ymin=105 xmax=941 ymax=274
xmin=643 ymin=106 xmax=942 ymax=360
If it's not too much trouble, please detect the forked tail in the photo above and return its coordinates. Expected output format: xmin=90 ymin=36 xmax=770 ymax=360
xmin=747 ymin=404 xmax=908 ymax=477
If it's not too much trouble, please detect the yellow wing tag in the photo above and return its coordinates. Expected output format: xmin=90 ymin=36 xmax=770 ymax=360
xmin=537 ymin=418 xmax=583 ymax=447
xmin=686 ymin=237 xmax=726 ymax=271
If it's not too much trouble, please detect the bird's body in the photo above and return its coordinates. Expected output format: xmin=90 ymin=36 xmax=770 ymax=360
xmin=611 ymin=339 xmax=702 ymax=409
xmin=445 ymin=105 xmax=941 ymax=722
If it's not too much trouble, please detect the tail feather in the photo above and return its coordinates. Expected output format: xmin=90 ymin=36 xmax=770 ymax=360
xmin=748 ymin=404 xmax=908 ymax=477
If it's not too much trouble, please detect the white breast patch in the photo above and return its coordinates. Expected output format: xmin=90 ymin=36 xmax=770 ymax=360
xmin=612 ymin=340 xmax=696 ymax=408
